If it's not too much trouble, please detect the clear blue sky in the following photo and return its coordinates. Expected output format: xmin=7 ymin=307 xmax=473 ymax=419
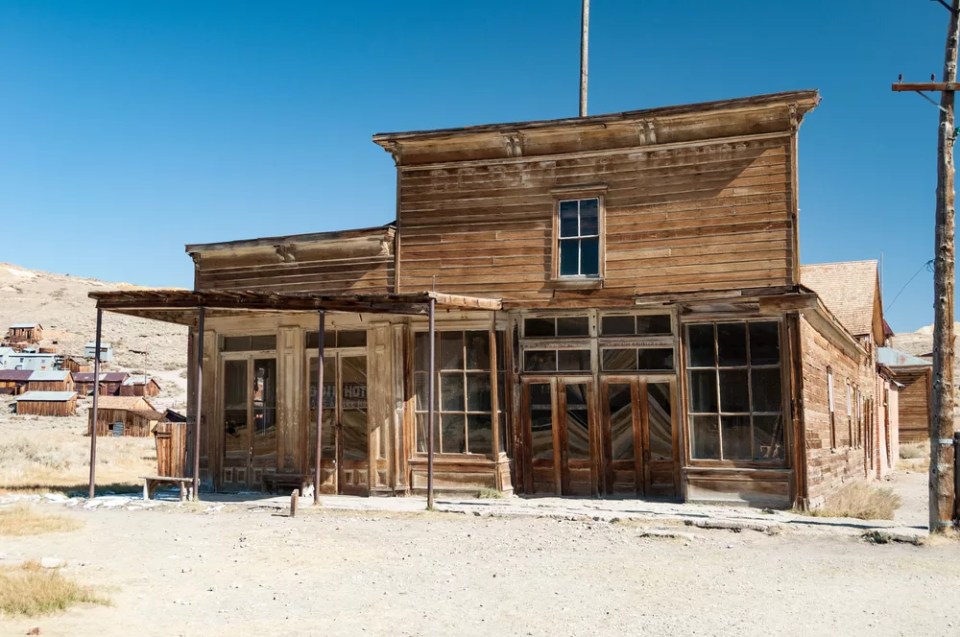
xmin=0 ymin=1 xmax=951 ymax=332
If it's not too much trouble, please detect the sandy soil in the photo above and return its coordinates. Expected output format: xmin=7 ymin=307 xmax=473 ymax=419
xmin=1 ymin=499 xmax=959 ymax=637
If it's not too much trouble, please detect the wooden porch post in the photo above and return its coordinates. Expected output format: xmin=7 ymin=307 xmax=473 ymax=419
xmin=427 ymin=298 xmax=436 ymax=511
xmin=88 ymin=308 xmax=103 ymax=499
xmin=193 ymin=307 xmax=205 ymax=501
xmin=314 ymin=310 xmax=325 ymax=505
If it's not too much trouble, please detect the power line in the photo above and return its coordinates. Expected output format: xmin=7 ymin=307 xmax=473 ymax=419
xmin=885 ymin=258 xmax=934 ymax=311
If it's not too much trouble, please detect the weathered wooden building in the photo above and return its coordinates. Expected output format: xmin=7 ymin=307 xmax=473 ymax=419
xmin=88 ymin=395 xmax=163 ymax=437
xmin=5 ymin=323 xmax=43 ymax=345
xmin=88 ymin=90 xmax=897 ymax=509
xmin=878 ymin=347 xmax=931 ymax=444
xmin=25 ymin=370 xmax=74 ymax=393
xmin=15 ymin=391 xmax=77 ymax=416
xmin=61 ymin=357 xmax=93 ymax=374
xmin=119 ymin=376 xmax=161 ymax=397
xmin=0 ymin=370 xmax=33 ymax=395
xmin=74 ymin=371 xmax=129 ymax=397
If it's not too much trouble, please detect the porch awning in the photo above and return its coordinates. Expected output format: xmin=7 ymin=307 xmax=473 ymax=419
xmin=88 ymin=289 xmax=502 ymax=325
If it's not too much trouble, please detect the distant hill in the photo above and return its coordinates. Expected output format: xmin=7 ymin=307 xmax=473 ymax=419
xmin=0 ymin=262 xmax=187 ymax=371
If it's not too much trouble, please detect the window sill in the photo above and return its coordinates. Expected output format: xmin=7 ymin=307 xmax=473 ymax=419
xmin=547 ymin=278 xmax=604 ymax=290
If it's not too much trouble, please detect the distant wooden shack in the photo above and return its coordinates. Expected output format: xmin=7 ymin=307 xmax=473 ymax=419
xmin=879 ymin=347 xmax=932 ymax=444
xmin=74 ymin=371 xmax=129 ymax=397
xmin=16 ymin=391 xmax=77 ymax=416
xmin=119 ymin=376 xmax=161 ymax=397
xmin=88 ymin=395 xmax=162 ymax=436
xmin=61 ymin=357 xmax=93 ymax=374
xmin=5 ymin=323 xmax=43 ymax=345
xmin=0 ymin=370 xmax=33 ymax=395
xmin=25 ymin=370 xmax=74 ymax=393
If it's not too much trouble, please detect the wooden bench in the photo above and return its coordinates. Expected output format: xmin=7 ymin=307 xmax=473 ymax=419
xmin=142 ymin=475 xmax=193 ymax=501
xmin=262 ymin=472 xmax=311 ymax=496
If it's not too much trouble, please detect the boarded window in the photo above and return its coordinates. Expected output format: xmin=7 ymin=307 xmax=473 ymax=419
xmin=523 ymin=316 xmax=589 ymax=338
xmin=601 ymin=314 xmax=672 ymax=336
xmin=686 ymin=321 xmax=785 ymax=462
xmin=557 ymin=198 xmax=600 ymax=277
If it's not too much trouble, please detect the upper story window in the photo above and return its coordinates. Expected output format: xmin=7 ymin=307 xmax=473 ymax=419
xmin=558 ymin=198 xmax=601 ymax=277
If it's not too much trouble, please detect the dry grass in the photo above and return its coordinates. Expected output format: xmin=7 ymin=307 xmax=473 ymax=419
xmin=0 ymin=561 xmax=107 ymax=617
xmin=0 ymin=504 xmax=82 ymax=536
xmin=899 ymin=443 xmax=928 ymax=460
xmin=808 ymin=482 xmax=902 ymax=520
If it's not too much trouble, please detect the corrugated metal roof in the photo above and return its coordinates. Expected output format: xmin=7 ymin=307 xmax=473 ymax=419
xmin=84 ymin=342 xmax=112 ymax=348
xmin=878 ymin=347 xmax=932 ymax=368
xmin=73 ymin=372 xmax=129 ymax=383
xmin=16 ymin=391 xmax=76 ymax=402
xmin=122 ymin=376 xmax=156 ymax=386
xmin=0 ymin=370 xmax=33 ymax=381
xmin=800 ymin=260 xmax=879 ymax=337
xmin=9 ymin=323 xmax=41 ymax=329
xmin=27 ymin=370 xmax=70 ymax=382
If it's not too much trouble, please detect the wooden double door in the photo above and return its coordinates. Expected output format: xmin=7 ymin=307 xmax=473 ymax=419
xmin=222 ymin=355 xmax=278 ymax=491
xmin=309 ymin=352 xmax=369 ymax=495
xmin=522 ymin=376 xmax=679 ymax=498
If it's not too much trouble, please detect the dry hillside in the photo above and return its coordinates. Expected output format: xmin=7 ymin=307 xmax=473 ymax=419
xmin=888 ymin=322 xmax=960 ymax=379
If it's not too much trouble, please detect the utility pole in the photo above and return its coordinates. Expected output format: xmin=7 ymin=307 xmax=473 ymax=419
xmin=892 ymin=0 xmax=960 ymax=533
xmin=580 ymin=0 xmax=589 ymax=117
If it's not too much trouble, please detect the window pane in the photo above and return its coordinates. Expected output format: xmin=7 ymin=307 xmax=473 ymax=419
xmin=416 ymin=413 xmax=439 ymax=454
xmin=557 ymin=316 xmax=589 ymax=336
xmin=467 ymin=415 xmax=492 ymax=455
xmin=252 ymin=359 xmax=276 ymax=436
xmin=559 ymin=239 xmax=580 ymax=276
xmin=601 ymin=315 xmax=635 ymax=335
xmin=602 ymin=348 xmax=637 ymax=371
xmin=465 ymin=372 xmax=491 ymax=412
xmin=413 ymin=372 xmax=429 ymax=411
xmin=579 ymin=199 xmax=599 ymax=235
xmin=717 ymin=323 xmax=747 ymax=366
xmin=338 ymin=331 xmax=366 ymax=348
xmin=439 ymin=332 xmax=464 ymax=370
xmin=691 ymin=415 xmax=720 ymax=459
xmin=721 ymin=415 xmax=751 ymax=460
xmin=414 ymin=332 xmax=431 ymax=371
xmin=529 ymin=384 xmax=554 ymax=460
xmin=647 ymin=383 xmax=673 ymax=460
xmin=557 ymin=349 xmax=591 ymax=371
xmin=636 ymin=315 xmax=672 ymax=335
xmin=687 ymin=325 xmax=715 ymax=367
xmin=637 ymin=348 xmax=674 ymax=372
xmin=524 ymin=318 xmax=555 ymax=337
xmin=305 ymin=331 xmax=335 ymax=349
xmin=607 ymin=384 xmax=634 ymax=461
xmin=440 ymin=373 xmax=465 ymax=411
xmin=524 ymin=350 xmax=557 ymax=372
xmin=559 ymin=201 xmax=579 ymax=237
xmin=441 ymin=414 xmax=466 ymax=454
xmin=749 ymin=322 xmax=780 ymax=365
xmin=689 ymin=370 xmax=718 ymax=412
xmin=580 ymin=238 xmax=599 ymax=276
xmin=224 ymin=360 xmax=248 ymax=453
xmin=565 ymin=384 xmax=591 ymax=460
xmin=751 ymin=368 xmax=782 ymax=412
xmin=754 ymin=415 xmax=785 ymax=460
xmin=719 ymin=370 xmax=749 ymax=412
xmin=465 ymin=331 xmax=490 ymax=369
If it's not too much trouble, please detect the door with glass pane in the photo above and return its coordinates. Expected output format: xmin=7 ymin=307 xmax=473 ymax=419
xmin=522 ymin=378 xmax=596 ymax=496
xmin=308 ymin=353 xmax=368 ymax=495
xmin=601 ymin=378 xmax=679 ymax=498
xmin=221 ymin=356 xmax=278 ymax=491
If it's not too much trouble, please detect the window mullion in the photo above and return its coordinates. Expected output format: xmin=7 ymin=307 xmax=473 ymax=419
xmin=745 ymin=322 xmax=755 ymax=460
xmin=712 ymin=325 xmax=724 ymax=460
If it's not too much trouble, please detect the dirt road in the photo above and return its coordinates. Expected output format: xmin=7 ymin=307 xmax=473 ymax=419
xmin=3 ymin=501 xmax=959 ymax=637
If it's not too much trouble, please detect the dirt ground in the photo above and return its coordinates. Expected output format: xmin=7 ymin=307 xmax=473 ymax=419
xmin=1 ymin=497 xmax=959 ymax=637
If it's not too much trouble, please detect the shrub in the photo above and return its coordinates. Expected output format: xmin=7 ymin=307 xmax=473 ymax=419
xmin=0 ymin=561 xmax=107 ymax=616
xmin=809 ymin=482 xmax=902 ymax=521
xmin=0 ymin=505 xmax=82 ymax=536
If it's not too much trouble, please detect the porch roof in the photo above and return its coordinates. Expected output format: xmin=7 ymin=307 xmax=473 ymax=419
xmin=88 ymin=288 xmax=502 ymax=325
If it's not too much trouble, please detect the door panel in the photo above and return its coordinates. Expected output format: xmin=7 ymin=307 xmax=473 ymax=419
xmin=561 ymin=382 xmax=595 ymax=496
xmin=307 ymin=356 xmax=336 ymax=491
xmin=525 ymin=381 xmax=557 ymax=494
xmin=602 ymin=382 xmax=641 ymax=495
xmin=339 ymin=355 xmax=369 ymax=495
xmin=250 ymin=358 xmax=277 ymax=486
xmin=644 ymin=382 xmax=678 ymax=497
xmin=222 ymin=359 xmax=249 ymax=491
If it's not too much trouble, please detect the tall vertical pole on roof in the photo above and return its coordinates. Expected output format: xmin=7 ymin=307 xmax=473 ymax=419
xmin=88 ymin=308 xmax=103 ymax=499
xmin=315 ymin=310 xmax=326 ymax=506
xmin=579 ymin=0 xmax=590 ymax=117
xmin=193 ymin=307 xmax=205 ymax=501
xmin=427 ymin=297 xmax=436 ymax=511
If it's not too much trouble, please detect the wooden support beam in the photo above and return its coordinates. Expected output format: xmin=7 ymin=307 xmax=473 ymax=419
xmin=891 ymin=82 xmax=960 ymax=91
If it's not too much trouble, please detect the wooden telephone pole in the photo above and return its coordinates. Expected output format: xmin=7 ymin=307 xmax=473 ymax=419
xmin=892 ymin=0 xmax=960 ymax=533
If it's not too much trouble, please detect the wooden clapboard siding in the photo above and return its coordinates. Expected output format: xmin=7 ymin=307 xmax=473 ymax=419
xmin=396 ymin=137 xmax=794 ymax=302
xmin=892 ymin=368 xmax=932 ymax=443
